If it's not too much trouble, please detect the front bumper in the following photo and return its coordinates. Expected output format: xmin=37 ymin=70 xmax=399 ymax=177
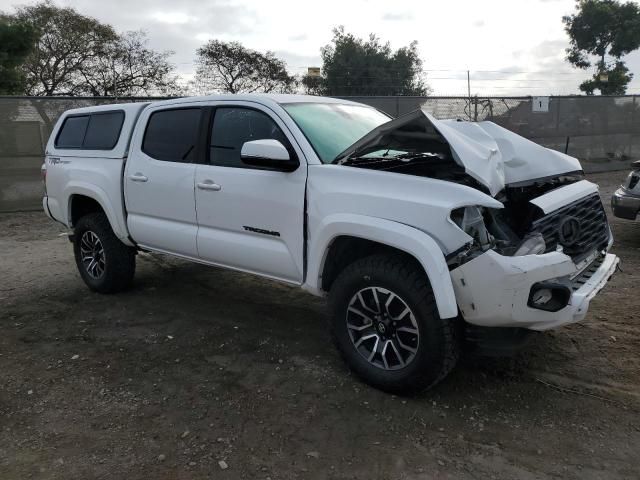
xmin=450 ymin=250 xmax=619 ymax=331
xmin=611 ymin=187 xmax=640 ymax=220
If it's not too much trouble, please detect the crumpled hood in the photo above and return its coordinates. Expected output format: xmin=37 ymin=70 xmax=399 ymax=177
xmin=337 ymin=108 xmax=583 ymax=196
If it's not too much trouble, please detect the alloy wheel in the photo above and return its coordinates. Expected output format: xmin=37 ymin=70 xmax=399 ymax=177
xmin=346 ymin=286 xmax=420 ymax=370
xmin=80 ymin=230 xmax=106 ymax=279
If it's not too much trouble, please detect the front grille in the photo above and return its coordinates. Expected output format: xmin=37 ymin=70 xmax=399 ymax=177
xmin=570 ymin=255 xmax=604 ymax=291
xmin=529 ymin=193 xmax=610 ymax=257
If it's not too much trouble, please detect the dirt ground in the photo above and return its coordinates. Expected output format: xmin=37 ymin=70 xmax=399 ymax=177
xmin=1 ymin=171 xmax=639 ymax=480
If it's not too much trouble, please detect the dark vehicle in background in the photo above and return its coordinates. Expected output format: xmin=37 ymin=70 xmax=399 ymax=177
xmin=612 ymin=161 xmax=640 ymax=220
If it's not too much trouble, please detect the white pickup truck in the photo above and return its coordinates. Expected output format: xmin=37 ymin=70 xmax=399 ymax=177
xmin=42 ymin=94 xmax=618 ymax=393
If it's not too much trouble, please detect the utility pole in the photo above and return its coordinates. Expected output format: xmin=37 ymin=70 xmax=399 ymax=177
xmin=467 ymin=70 xmax=474 ymax=121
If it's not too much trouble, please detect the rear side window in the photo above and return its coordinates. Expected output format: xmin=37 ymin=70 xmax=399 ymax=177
xmin=55 ymin=111 xmax=124 ymax=150
xmin=55 ymin=116 xmax=89 ymax=148
xmin=142 ymin=108 xmax=202 ymax=162
xmin=83 ymin=112 xmax=125 ymax=149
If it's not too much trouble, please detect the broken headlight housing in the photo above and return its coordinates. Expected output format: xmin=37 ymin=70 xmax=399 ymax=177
xmin=449 ymin=206 xmax=546 ymax=266
xmin=512 ymin=232 xmax=546 ymax=256
xmin=450 ymin=206 xmax=494 ymax=251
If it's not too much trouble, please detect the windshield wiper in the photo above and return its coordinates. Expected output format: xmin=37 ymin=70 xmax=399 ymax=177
xmin=333 ymin=148 xmax=359 ymax=165
xmin=339 ymin=151 xmax=443 ymax=166
xmin=391 ymin=152 xmax=444 ymax=161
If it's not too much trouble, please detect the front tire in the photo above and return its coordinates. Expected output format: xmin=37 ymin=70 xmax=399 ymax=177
xmin=329 ymin=254 xmax=459 ymax=394
xmin=73 ymin=213 xmax=135 ymax=293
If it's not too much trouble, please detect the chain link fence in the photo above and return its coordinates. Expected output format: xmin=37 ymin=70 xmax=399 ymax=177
xmin=2 ymin=95 xmax=638 ymax=212
xmin=0 ymin=96 xmax=165 ymax=212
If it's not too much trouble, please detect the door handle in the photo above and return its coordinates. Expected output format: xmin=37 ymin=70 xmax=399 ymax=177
xmin=197 ymin=180 xmax=222 ymax=191
xmin=129 ymin=173 xmax=148 ymax=182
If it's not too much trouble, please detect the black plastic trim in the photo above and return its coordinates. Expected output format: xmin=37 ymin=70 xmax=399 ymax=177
xmin=527 ymin=282 xmax=572 ymax=312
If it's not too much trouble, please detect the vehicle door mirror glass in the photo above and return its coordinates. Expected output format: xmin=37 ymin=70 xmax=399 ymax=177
xmin=240 ymin=139 xmax=296 ymax=171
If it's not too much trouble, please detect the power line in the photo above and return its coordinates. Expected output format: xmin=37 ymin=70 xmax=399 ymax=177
xmin=177 ymin=61 xmax=591 ymax=76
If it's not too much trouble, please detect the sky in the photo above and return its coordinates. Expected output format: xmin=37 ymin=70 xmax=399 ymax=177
xmin=3 ymin=0 xmax=640 ymax=96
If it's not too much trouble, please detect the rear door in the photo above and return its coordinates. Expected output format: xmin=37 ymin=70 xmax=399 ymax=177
xmin=125 ymin=104 xmax=205 ymax=257
xmin=194 ymin=103 xmax=307 ymax=283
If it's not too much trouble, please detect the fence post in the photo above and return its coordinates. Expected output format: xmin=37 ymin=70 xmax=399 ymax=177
xmin=631 ymin=95 xmax=637 ymax=160
xmin=474 ymin=96 xmax=478 ymax=122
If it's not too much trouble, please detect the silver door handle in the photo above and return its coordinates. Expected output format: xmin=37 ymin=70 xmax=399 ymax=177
xmin=129 ymin=173 xmax=148 ymax=182
xmin=197 ymin=180 xmax=222 ymax=191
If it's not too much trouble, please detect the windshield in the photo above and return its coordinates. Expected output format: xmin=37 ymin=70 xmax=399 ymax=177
xmin=282 ymin=103 xmax=390 ymax=163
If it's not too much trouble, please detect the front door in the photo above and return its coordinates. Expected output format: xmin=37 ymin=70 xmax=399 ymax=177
xmin=195 ymin=104 xmax=307 ymax=283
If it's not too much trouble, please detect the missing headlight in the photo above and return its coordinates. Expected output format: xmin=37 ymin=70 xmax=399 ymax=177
xmin=449 ymin=205 xmax=546 ymax=269
xmin=451 ymin=206 xmax=493 ymax=251
xmin=513 ymin=233 xmax=546 ymax=256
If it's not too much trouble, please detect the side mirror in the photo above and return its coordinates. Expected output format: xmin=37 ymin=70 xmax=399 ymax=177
xmin=240 ymin=139 xmax=298 ymax=171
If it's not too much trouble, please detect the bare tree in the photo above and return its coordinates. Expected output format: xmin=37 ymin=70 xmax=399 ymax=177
xmin=79 ymin=31 xmax=178 ymax=97
xmin=11 ymin=1 xmax=178 ymax=97
xmin=194 ymin=40 xmax=296 ymax=94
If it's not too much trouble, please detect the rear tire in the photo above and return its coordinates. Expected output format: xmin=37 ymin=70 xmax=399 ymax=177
xmin=73 ymin=213 xmax=135 ymax=293
xmin=329 ymin=254 xmax=459 ymax=394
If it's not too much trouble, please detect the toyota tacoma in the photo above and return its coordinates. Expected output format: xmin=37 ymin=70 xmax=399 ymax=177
xmin=42 ymin=94 xmax=618 ymax=393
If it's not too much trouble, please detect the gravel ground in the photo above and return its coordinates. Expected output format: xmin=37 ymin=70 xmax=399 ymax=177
xmin=1 ymin=171 xmax=639 ymax=479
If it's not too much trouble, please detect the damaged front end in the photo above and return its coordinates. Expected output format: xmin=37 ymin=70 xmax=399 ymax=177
xmin=335 ymin=107 xmax=619 ymax=331
xmin=448 ymin=180 xmax=618 ymax=330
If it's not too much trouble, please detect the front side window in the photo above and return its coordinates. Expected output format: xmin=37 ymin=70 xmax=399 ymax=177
xmin=142 ymin=108 xmax=202 ymax=162
xmin=209 ymin=107 xmax=290 ymax=168
xmin=55 ymin=111 xmax=125 ymax=150
xmin=282 ymin=103 xmax=390 ymax=163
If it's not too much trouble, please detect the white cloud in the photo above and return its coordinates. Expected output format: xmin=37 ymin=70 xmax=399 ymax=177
xmin=382 ymin=12 xmax=412 ymax=21
xmin=195 ymin=33 xmax=215 ymax=43
xmin=151 ymin=11 xmax=195 ymax=24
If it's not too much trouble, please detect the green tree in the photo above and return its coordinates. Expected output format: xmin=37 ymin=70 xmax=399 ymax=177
xmin=563 ymin=0 xmax=640 ymax=95
xmin=13 ymin=1 xmax=118 ymax=95
xmin=0 ymin=17 xmax=37 ymax=94
xmin=303 ymin=27 xmax=429 ymax=96
xmin=578 ymin=61 xmax=631 ymax=95
xmin=194 ymin=40 xmax=296 ymax=94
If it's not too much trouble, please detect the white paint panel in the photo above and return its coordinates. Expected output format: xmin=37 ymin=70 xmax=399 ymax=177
xmin=197 ymin=225 xmax=300 ymax=282
xmin=194 ymin=100 xmax=307 ymax=283
xmin=304 ymin=213 xmax=459 ymax=319
xmin=195 ymin=164 xmax=306 ymax=282
xmin=529 ymin=180 xmax=599 ymax=214
xmin=431 ymin=113 xmax=583 ymax=195
xmin=127 ymin=213 xmax=198 ymax=257
xmin=124 ymin=101 xmax=203 ymax=257
xmin=305 ymin=164 xmax=502 ymax=256
xmin=450 ymin=249 xmax=619 ymax=330
xmin=124 ymin=156 xmax=198 ymax=257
